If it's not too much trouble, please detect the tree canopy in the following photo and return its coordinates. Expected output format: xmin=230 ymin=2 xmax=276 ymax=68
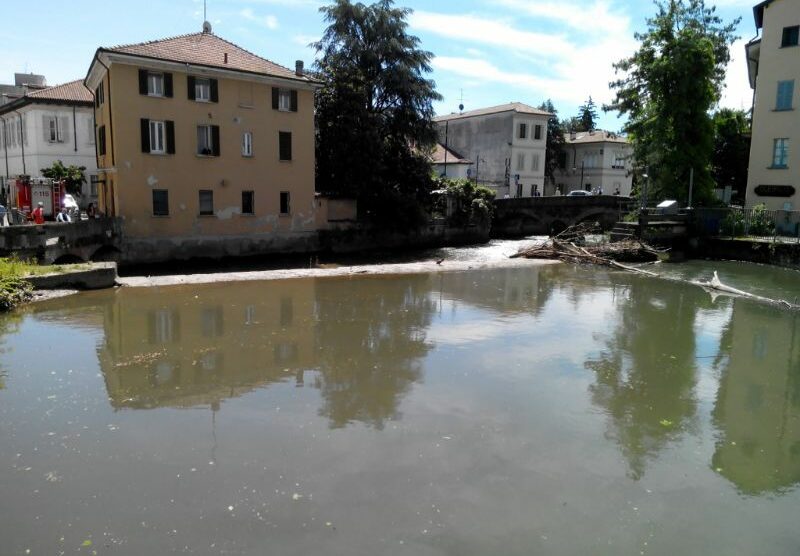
xmin=313 ymin=0 xmax=442 ymax=228
xmin=711 ymin=108 xmax=750 ymax=205
xmin=606 ymin=0 xmax=739 ymax=205
xmin=40 ymin=160 xmax=86 ymax=196
xmin=538 ymin=99 xmax=565 ymax=187
xmin=577 ymin=97 xmax=598 ymax=132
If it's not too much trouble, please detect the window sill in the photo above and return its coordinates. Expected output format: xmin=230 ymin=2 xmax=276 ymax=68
xmin=196 ymin=154 xmax=218 ymax=158
xmin=147 ymin=151 xmax=169 ymax=156
xmin=145 ymin=94 xmax=167 ymax=99
xmin=780 ymin=44 xmax=799 ymax=49
xmin=198 ymin=213 xmax=215 ymax=217
xmin=194 ymin=98 xmax=212 ymax=103
xmin=773 ymin=108 xmax=794 ymax=112
xmin=279 ymin=159 xmax=293 ymax=163
xmin=151 ymin=214 xmax=170 ymax=218
xmin=240 ymin=213 xmax=255 ymax=217
xmin=242 ymin=154 xmax=254 ymax=159
xmin=768 ymin=165 xmax=789 ymax=170
xmin=279 ymin=213 xmax=291 ymax=217
xmin=238 ymin=103 xmax=254 ymax=109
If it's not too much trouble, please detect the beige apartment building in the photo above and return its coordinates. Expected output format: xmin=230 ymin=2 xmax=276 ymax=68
xmin=746 ymin=0 xmax=800 ymax=209
xmin=84 ymin=24 xmax=321 ymax=262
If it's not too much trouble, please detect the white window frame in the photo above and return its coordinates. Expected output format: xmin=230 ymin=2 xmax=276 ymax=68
xmin=773 ymin=138 xmax=789 ymax=168
xmin=517 ymin=153 xmax=525 ymax=171
xmin=197 ymin=125 xmax=213 ymax=155
xmin=147 ymin=72 xmax=165 ymax=97
xmin=195 ymin=78 xmax=211 ymax=102
xmin=532 ymin=153 xmax=540 ymax=172
xmin=47 ymin=116 xmax=59 ymax=142
xmin=278 ymin=89 xmax=292 ymax=112
xmin=149 ymin=120 xmax=166 ymax=154
xmin=242 ymin=131 xmax=253 ymax=157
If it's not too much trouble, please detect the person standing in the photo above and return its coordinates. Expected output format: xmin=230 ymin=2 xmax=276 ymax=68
xmin=56 ymin=207 xmax=71 ymax=223
xmin=0 ymin=202 xmax=7 ymax=227
xmin=32 ymin=202 xmax=45 ymax=225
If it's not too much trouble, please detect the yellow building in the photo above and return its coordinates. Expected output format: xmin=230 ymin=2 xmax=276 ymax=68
xmin=84 ymin=24 xmax=321 ymax=262
xmin=745 ymin=0 xmax=800 ymax=209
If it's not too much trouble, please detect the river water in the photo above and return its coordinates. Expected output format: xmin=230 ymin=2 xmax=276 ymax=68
xmin=1 ymin=241 xmax=800 ymax=555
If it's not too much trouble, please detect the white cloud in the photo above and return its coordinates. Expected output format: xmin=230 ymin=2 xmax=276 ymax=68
xmin=413 ymin=8 xmax=637 ymax=111
xmin=494 ymin=0 xmax=631 ymax=35
xmin=239 ymin=7 xmax=278 ymax=30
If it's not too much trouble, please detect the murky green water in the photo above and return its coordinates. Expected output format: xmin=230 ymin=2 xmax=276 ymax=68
xmin=2 ymin=257 xmax=800 ymax=555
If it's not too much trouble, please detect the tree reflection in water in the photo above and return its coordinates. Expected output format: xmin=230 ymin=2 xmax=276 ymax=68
xmin=584 ymin=275 xmax=707 ymax=480
xmin=711 ymin=300 xmax=800 ymax=495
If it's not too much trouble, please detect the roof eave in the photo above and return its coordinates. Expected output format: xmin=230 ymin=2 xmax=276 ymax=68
xmin=753 ymin=0 xmax=775 ymax=29
xmin=0 ymin=96 xmax=92 ymax=118
xmin=92 ymin=48 xmax=323 ymax=89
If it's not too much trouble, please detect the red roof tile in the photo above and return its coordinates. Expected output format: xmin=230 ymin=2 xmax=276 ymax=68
xmin=27 ymin=80 xmax=93 ymax=103
xmin=431 ymin=143 xmax=471 ymax=164
xmin=105 ymin=32 xmax=309 ymax=81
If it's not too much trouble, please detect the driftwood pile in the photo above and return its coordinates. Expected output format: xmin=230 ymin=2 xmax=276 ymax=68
xmin=511 ymin=224 xmax=664 ymax=275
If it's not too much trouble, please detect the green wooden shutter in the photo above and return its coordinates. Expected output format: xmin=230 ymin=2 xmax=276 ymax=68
xmin=166 ymin=121 xmax=175 ymax=154
xmin=141 ymin=119 xmax=150 ymax=153
xmin=187 ymin=76 xmax=196 ymax=101
xmin=164 ymin=73 xmax=173 ymax=98
xmin=290 ymin=90 xmax=298 ymax=112
xmin=210 ymin=79 xmax=219 ymax=103
xmin=138 ymin=70 xmax=148 ymax=95
xmin=272 ymin=87 xmax=279 ymax=110
xmin=211 ymin=125 xmax=220 ymax=156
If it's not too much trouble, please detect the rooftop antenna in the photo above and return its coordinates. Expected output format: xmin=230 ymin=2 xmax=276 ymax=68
xmin=458 ymin=89 xmax=465 ymax=113
xmin=202 ymin=0 xmax=212 ymax=33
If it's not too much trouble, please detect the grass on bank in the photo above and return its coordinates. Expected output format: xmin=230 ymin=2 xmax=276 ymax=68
xmin=0 ymin=257 xmax=41 ymax=311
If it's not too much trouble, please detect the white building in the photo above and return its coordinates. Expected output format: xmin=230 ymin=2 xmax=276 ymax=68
xmin=434 ymin=103 xmax=550 ymax=198
xmin=745 ymin=0 xmax=800 ymax=210
xmin=430 ymin=143 xmax=472 ymax=180
xmin=0 ymin=79 xmax=98 ymax=206
xmin=555 ymin=130 xmax=633 ymax=196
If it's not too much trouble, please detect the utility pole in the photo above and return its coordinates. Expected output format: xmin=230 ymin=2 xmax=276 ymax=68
xmin=443 ymin=121 xmax=449 ymax=178
xmin=687 ymin=167 xmax=694 ymax=209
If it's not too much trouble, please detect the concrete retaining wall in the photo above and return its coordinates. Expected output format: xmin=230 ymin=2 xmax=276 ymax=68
xmin=25 ymin=262 xmax=118 ymax=290
xmin=321 ymin=221 xmax=490 ymax=253
xmin=691 ymin=238 xmax=800 ymax=271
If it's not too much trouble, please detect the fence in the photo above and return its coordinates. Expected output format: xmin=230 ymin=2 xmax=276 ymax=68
xmin=694 ymin=207 xmax=800 ymax=242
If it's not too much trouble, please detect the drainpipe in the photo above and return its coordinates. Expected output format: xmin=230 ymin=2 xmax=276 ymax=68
xmin=96 ymin=58 xmax=115 ymax=166
xmin=13 ymin=110 xmax=26 ymax=175
xmin=443 ymin=121 xmax=449 ymax=178
xmin=2 ymin=118 xmax=9 ymax=179
xmin=72 ymin=105 xmax=77 ymax=152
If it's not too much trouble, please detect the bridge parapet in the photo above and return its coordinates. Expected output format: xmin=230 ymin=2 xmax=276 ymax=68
xmin=0 ymin=218 xmax=121 ymax=264
xmin=492 ymin=195 xmax=634 ymax=237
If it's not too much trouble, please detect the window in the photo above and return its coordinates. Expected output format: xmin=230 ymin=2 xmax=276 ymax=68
xmin=95 ymin=82 xmax=104 ymax=107
xmin=141 ymin=119 xmax=174 ymax=154
xmin=90 ymin=175 xmax=100 ymax=197
xmin=516 ymin=153 xmax=525 ymax=171
xmin=195 ymin=78 xmax=211 ymax=101
xmin=613 ymin=152 xmax=626 ymax=169
xmin=242 ymin=131 xmax=253 ymax=157
xmin=558 ymin=151 xmax=568 ymax=169
xmin=148 ymin=73 xmax=164 ymax=96
xmin=46 ymin=116 xmax=62 ymax=142
xmin=149 ymin=120 xmax=165 ymax=153
xmin=280 ymin=191 xmax=291 ymax=215
xmin=139 ymin=70 xmax=173 ymax=98
xmin=772 ymin=138 xmax=789 ymax=168
xmin=782 ymin=25 xmax=799 ymax=48
xmin=152 ymin=189 xmax=169 ymax=216
xmin=98 ymin=126 xmax=106 ymax=155
xmin=534 ymin=124 xmax=542 ymax=140
xmin=279 ymin=131 xmax=292 ymax=161
xmin=199 ymin=190 xmax=214 ymax=215
xmin=532 ymin=153 xmax=540 ymax=172
xmin=776 ymin=80 xmax=794 ymax=110
xmin=242 ymin=191 xmax=254 ymax=215
xmin=518 ymin=123 xmax=527 ymax=139
xmin=197 ymin=125 xmax=219 ymax=156
xmin=272 ymin=87 xmax=298 ymax=112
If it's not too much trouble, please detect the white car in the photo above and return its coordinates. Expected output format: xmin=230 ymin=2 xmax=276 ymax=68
xmin=567 ymin=190 xmax=591 ymax=197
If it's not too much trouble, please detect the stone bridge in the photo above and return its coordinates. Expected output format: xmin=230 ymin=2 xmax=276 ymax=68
xmin=492 ymin=195 xmax=634 ymax=237
xmin=0 ymin=218 xmax=121 ymax=264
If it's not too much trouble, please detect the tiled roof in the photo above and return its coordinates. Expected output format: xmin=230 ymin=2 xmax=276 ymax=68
xmin=27 ymin=80 xmax=93 ymax=103
xmin=104 ymin=31 xmax=309 ymax=81
xmin=431 ymin=143 xmax=471 ymax=164
xmin=566 ymin=130 xmax=629 ymax=145
xmin=434 ymin=102 xmax=551 ymax=122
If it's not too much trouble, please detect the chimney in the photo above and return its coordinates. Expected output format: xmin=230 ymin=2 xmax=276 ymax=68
xmin=589 ymin=129 xmax=595 ymax=136
xmin=295 ymin=60 xmax=304 ymax=77
xmin=569 ymin=131 xmax=576 ymax=141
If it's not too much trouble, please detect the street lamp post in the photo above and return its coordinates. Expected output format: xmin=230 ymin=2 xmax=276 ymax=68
xmin=572 ymin=160 xmax=585 ymax=192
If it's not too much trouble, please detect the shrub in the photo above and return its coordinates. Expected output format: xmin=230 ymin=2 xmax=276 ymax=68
xmin=434 ymin=178 xmax=496 ymax=227
xmin=0 ymin=276 xmax=32 ymax=312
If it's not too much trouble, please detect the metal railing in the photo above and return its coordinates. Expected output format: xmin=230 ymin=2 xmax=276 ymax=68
xmin=694 ymin=207 xmax=800 ymax=242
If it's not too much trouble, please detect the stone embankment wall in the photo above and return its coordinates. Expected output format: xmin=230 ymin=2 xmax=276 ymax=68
xmin=690 ymin=238 xmax=800 ymax=271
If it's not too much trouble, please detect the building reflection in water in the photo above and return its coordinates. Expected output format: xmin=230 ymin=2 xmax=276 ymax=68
xmin=96 ymin=276 xmax=436 ymax=429
xmin=584 ymin=275 xmax=707 ymax=480
xmin=711 ymin=300 xmax=800 ymax=495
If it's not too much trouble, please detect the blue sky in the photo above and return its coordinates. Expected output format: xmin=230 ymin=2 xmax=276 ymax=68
xmin=2 ymin=0 xmax=757 ymax=130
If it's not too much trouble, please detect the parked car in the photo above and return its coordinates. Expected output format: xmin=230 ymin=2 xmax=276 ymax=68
xmin=567 ymin=190 xmax=591 ymax=197
xmin=62 ymin=194 xmax=80 ymax=220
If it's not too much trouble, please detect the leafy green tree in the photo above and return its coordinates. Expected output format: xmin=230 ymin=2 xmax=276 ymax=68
xmin=606 ymin=0 xmax=739 ymax=205
xmin=577 ymin=96 xmax=598 ymax=132
xmin=40 ymin=160 xmax=86 ymax=196
xmin=539 ymin=100 xmax=566 ymax=188
xmin=711 ymin=108 xmax=750 ymax=205
xmin=313 ymin=0 xmax=442 ymax=228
